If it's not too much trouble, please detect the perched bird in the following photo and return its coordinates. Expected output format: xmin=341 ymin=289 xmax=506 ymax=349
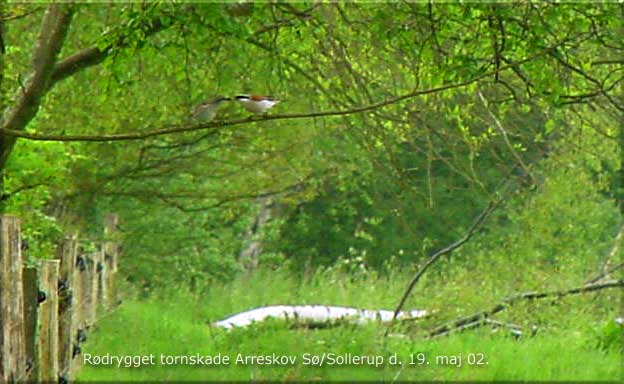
xmin=191 ymin=96 xmax=231 ymax=121
xmin=235 ymin=95 xmax=280 ymax=114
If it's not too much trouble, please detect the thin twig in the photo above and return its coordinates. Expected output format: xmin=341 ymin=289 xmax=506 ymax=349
xmin=585 ymin=223 xmax=624 ymax=284
xmin=587 ymin=262 xmax=624 ymax=285
xmin=477 ymin=90 xmax=535 ymax=185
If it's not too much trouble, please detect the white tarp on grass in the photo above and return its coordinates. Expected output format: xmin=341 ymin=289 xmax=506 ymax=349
xmin=213 ymin=305 xmax=427 ymax=330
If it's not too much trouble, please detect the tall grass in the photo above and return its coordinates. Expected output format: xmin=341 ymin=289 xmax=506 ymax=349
xmin=77 ymin=265 xmax=622 ymax=381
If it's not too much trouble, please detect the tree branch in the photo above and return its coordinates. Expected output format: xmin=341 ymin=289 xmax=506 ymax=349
xmin=429 ymin=318 xmax=525 ymax=339
xmin=0 ymin=180 xmax=51 ymax=202
xmin=586 ymin=223 xmax=624 ymax=284
xmin=0 ymin=5 xmax=173 ymax=170
xmin=427 ymin=279 xmax=624 ymax=338
xmin=0 ymin=43 xmax=568 ymax=143
xmin=0 ymin=4 xmax=73 ymax=169
xmin=389 ymin=199 xmax=500 ymax=324
xmin=477 ymin=90 xmax=535 ymax=185
xmin=99 ymin=180 xmax=306 ymax=213
xmin=48 ymin=16 xmax=167 ymax=88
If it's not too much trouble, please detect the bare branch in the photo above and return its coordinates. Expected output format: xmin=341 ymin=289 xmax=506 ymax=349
xmin=389 ymin=200 xmax=500 ymax=324
xmin=428 ymin=279 xmax=624 ymax=338
xmin=586 ymin=223 xmax=624 ymax=284
xmin=591 ymin=262 xmax=624 ymax=282
xmin=477 ymin=90 xmax=535 ymax=185
xmin=429 ymin=318 xmax=525 ymax=339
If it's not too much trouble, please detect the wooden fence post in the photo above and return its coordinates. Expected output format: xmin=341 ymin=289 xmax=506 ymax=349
xmin=103 ymin=213 xmax=120 ymax=308
xmin=56 ymin=235 xmax=77 ymax=381
xmin=1 ymin=214 xmax=120 ymax=383
xmin=95 ymin=246 xmax=107 ymax=309
xmin=74 ymin=247 xmax=86 ymax=333
xmin=83 ymin=252 xmax=99 ymax=327
xmin=72 ymin=247 xmax=86 ymax=373
xmin=38 ymin=260 xmax=60 ymax=383
xmin=0 ymin=215 xmax=27 ymax=383
xmin=22 ymin=267 xmax=39 ymax=382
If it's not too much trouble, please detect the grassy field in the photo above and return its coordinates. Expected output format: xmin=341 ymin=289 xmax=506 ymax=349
xmin=77 ymin=267 xmax=623 ymax=381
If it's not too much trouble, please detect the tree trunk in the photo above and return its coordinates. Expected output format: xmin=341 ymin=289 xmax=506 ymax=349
xmin=238 ymin=197 xmax=281 ymax=270
xmin=0 ymin=6 xmax=6 ymax=212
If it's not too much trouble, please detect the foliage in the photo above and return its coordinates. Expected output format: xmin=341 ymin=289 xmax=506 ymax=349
xmin=594 ymin=319 xmax=624 ymax=353
xmin=1 ymin=1 xmax=621 ymax=306
xmin=1 ymin=4 xmax=621 ymax=382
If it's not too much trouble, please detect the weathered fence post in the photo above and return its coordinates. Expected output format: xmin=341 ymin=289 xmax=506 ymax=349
xmin=72 ymin=246 xmax=87 ymax=373
xmin=103 ymin=213 xmax=120 ymax=308
xmin=0 ymin=215 xmax=27 ymax=382
xmin=74 ymin=248 xmax=85 ymax=329
xmin=95 ymin=246 xmax=107 ymax=309
xmin=57 ymin=235 xmax=78 ymax=381
xmin=24 ymin=260 xmax=61 ymax=383
xmin=83 ymin=252 xmax=99 ymax=327
xmin=38 ymin=260 xmax=60 ymax=382
xmin=1 ymin=214 xmax=120 ymax=382
xmin=22 ymin=267 xmax=39 ymax=381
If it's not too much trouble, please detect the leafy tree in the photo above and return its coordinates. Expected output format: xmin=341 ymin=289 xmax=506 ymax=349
xmin=0 ymin=3 xmax=621 ymax=289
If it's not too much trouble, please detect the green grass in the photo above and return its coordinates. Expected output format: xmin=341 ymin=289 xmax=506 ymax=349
xmin=77 ymin=267 xmax=623 ymax=381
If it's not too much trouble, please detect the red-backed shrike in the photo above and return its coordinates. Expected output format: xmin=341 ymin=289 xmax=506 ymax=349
xmin=191 ymin=96 xmax=231 ymax=121
xmin=235 ymin=95 xmax=280 ymax=114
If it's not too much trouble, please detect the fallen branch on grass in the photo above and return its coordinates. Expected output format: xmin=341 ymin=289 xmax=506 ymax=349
xmin=430 ymin=317 xmax=529 ymax=339
xmin=427 ymin=279 xmax=624 ymax=338
xmin=212 ymin=305 xmax=428 ymax=330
